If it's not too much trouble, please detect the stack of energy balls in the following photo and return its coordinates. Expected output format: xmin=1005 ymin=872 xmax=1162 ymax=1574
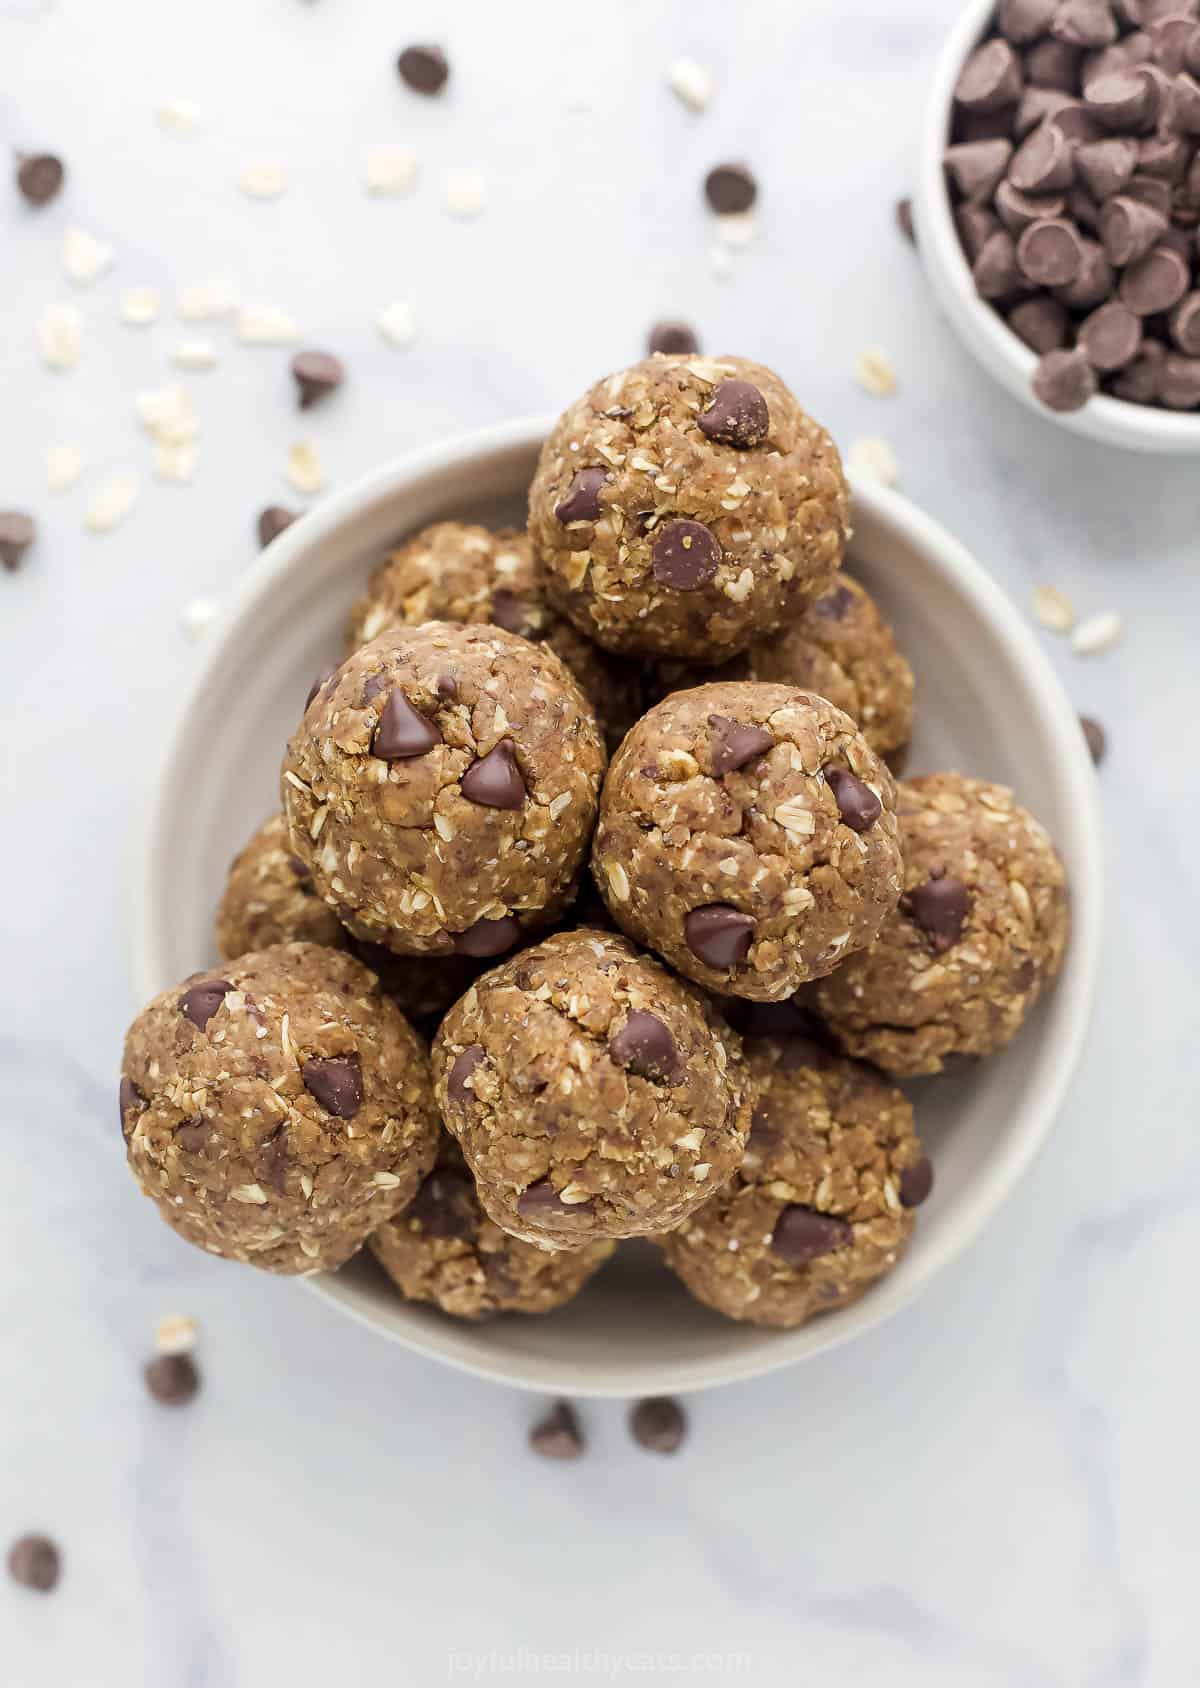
xmin=120 ymin=353 xmax=1070 ymax=1332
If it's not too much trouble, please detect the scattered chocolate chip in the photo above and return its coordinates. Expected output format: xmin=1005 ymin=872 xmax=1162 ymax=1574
xmin=824 ymin=765 xmax=882 ymax=831
xmin=708 ymin=713 xmax=773 ymax=776
xmin=460 ymin=739 xmax=526 ymax=808
xmin=1080 ymin=714 xmax=1107 ymax=763
xmin=771 ymin=1205 xmax=852 ymax=1269
xmin=1119 ymin=242 xmax=1189 ymax=312
xmin=1083 ymin=66 xmax=1152 ymax=127
xmin=301 ymin=1054 xmax=363 ymax=1118
xmin=0 ymin=511 xmax=35 ymax=572
xmin=998 ymin=0 xmax=1059 ymax=44
xmin=1052 ymin=0 xmax=1118 ymax=50
xmin=7 ymin=1535 xmax=60 ymax=1592
xmin=529 ymin=1400 xmax=584 ymax=1459
xmin=651 ymin=518 xmax=721 ymax=591
xmin=448 ymin=1043 xmax=486 ymax=1103
xmin=704 ymin=161 xmax=757 ymax=214
xmin=361 ymin=673 xmax=390 ymax=706
xmin=554 ymin=466 xmax=607 ymax=525
xmin=899 ymin=1156 xmax=935 ymax=1208
xmin=305 ymin=667 xmax=334 ymax=710
xmin=119 ymin=1075 xmax=144 ymax=1125
xmin=609 ymin=1010 xmax=680 ymax=1082
xmin=178 ymin=979 xmax=232 ymax=1030
xmin=904 ymin=871 xmax=971 ymax=952
xmin=1076 ymin=136 xmax=1139 ymax=199
xmin=974 ymin=228 xmax=1022 ymax=298
xmin=630 ymin=1396 xmax=687 ymax=1454
xmin=1033 ymin=346 xmax=1099 ymax=410
xmin=437 ymin=672 xmax=458 ymax=700
xmin=945 ymin=138 xmax=1014 ymax=203
xmin=1100 ymin=192 xmax=1168 ymax=263
xmin=1078 ymin=298 xmax=1142 ymax=367
xmin=955 ymin=38 xmax=1025 ymax=110
xmin=489 ymin=588 xmax=537 ymax=638
xmin=812 ymin=582 xmax=856 ymax=621
xmin=290 ymin=349 xmax=344 ymax=410
xmin=895 ymin=196 xmax=916 ymax=244
xmin=16 ymin=152 xmax=64 ymax=207
xmin=518 ymin=1178 xmax=586 ymax=1218
xmin=995 ymin=179 xmax=1066 ymax=234
xmin=454 ymin=915 xmax=521 ymax=958
xmin=397 ymin=43 xmax=448 ymax=95
xmin=1014 ymin=86 xmax=1074 ymax=139
xmin=1017 ymin=216 xmax=1084 ymax=285
xmin=372 ymin=689 xmax=441 ymax=759
xmin=648 ymin=320 xmax=700 ymax=355
xmin=697 ymin=379 xmax=770 ymax=447
xmin=144 ymin=1352 xmax=200 ymax=1406
xmin=258 ymin=505 xmax=298 ymax=548
xmin=1009 ymin=124 xmax=1075 ymax=195
xmin=1009 ymin=294 xmax=1071 ymax=351
xmin=1055 ymin=237 xmax=1115 ymax=308
xmin=684 ymin=905 xmax=755 ymax=970
xmin=407 ymin=1168 xmax=475 ymax=1239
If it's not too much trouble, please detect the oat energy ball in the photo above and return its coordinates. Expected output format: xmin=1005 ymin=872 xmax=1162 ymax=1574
xmin=215 ymin=812 xmax=347 ymax=959
xmin=369 ymin=1135 xmax=614 ymax=1318
xmin=592 ymin=683 xmax=903 ymax=1002
xmin=282 ymin=623 xmax=605 ymax=960
xmin=345 ymin=521 xmax=642 ymax=753
xmin=815 ymin=773 xmax=1069 ymax=1077
xmin=120 ymin=943 xmax=438 ymax=1274
xmin=528 ymin=353 xmax=850 ymax=661
xmin=660 ymin=1036 xmax=929 ymax=1329
xmin=433 ymin=929 xmax=752 ymax=1250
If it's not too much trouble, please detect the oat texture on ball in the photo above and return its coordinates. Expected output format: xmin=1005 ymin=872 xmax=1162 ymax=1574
xmin=345 ymin=520 xmax=643 ymax=751
xmin=592 ymin=682 xmax=903 ymax=1001
xmin=660 ymin=1035 xmax=929 ymax=1329
xmin=815 ymin=773 xmax=1069 ymax=1076
xmin=528 ymin=354 xmax=850 ymax=660
xmin=215 ymin=812 xmax=348 ymax=959
xmin=282 ymin=622 xmax=605 ymax=959
xmin=369 ymin=1134 xmax=614 ymax=1318
xmin=120 ymin=943 xmax=439 ymax=1274
xmin=432 ymin=929 xmax=752 ymax=1250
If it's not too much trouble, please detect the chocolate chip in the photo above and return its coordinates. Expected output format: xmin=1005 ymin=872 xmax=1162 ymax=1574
xmin=771 ymin=1205 xmax=852 ymax=1269
xmin=407 ymin=1168 xmax=475 ymax=1239
xmin=1112 ymin=339 xmax=1166 ymax=399
xmin=397 ymin=44 xmax=448 ymax=95
xmin=489 ymin=588 xmax=537 ymax=638
xmin=895 ymin=197 xmax=916 ymax=244
xmin=955 ymin=38 xmax=1025 ymax=110
xmin=8 ymin=1535 xmax=60 ymax=1592
xmin=648 ymin=320 xmax=700 ymax=355
xmin=995 ymin=179 xmax=1066 ymax=233
xmin=144 ymin=1352 xmax=200 ymax=1406
xmin=1050 ymin=101 xmax=1103 ymax=143
xmin=1076 ymin=136 xmax=1139 ymax=199
xmin=704 ymin=163 xmax=757 ymax=216
xmin=1079 ymin=298 xmax=1143 ymax=367
xmin=1083 ymin=66 xmax=1152 ymax=127
xmin=437 ymin=672 xmax=458 ymax=700
xmin=899 ymin=1156 xmax=935 ymax=1208
xmin=1080 ymin=714 xmax=1107 ymax=763
xmin=1009 ymin=294 xmax=1071 ymax=352
xmin=684 ymin=905 xmax=755 ymax=970
xmin=290 ymin=349 xmax=344 ymax=410
xmin=119 ymin=1075 xmax=144 ymax=1125
xmin=16 ymin=152 xmax=64 ymax=206
xmin=904 ymin=871 xmax=971 ymax=952
xmin=1152 ymin=15 xmax=1200 ymax=73
xmin=302 ymin=1054 xmax=363 ymax=1118
xmin=945 ymin=138 xmax=1014 ymax=203
xmin=448 ymin=1043 xmax=486 ymax=1102
xmin=1159 ymin=349 xmax=1200 ymax=405
xmin=174 ymin=1118 xmax=211 ymax=1154
xmin=697 ymin=379 xmax=770 ymax=448
xmin=998 ymin=0 xmax=1059 ymax=44
xmin=460 ymin=740 xmax=526 ymax=808
xmin=708 ymin=713 xmax=773 ymax=776
xmin=1033 ymin=345 xmax=1099 ymax=409
xmin=1169 ymin=290 xmax=1200 ymax=353
xmin=305 ymin=667 xmax=334 ymax=710
xmin=372 ymin=690 xmax=441 ymax=759
xmin=609 ymin=1010 xmax=680 ymax=1082
xmin=1119 ymin=242 xmax=1190 ymax=312
xmin=518 ymin=1178 xmax=588 ymax=1218
xmin=0 ymin=511 xmax=35 ymax=572
xmin=1009 ymin=123 xmax=1076 ymax=195
xmin=1052 ymin=0 xmax=1119 ymax=49
xmin=178 ymin=979 xmax=232 ymax=1030
xmin=824 ymin=765 xmax=882 ymax=831
xmin=1170 ymin=69 xmax=1200 ymax=132
xmin=1125 ymin=170 xmax=1172 ymax=213
xmin=651 ymin=518 xmax=721 ymax=591
xmin=529 ymin=1400 xmax=584 ymax=1459
xmin=812 ymin=581 xmax=856 ymax=621
xmin=554 ymin=466 xmax=607 ymax=525
xmin=1014 ymin=86 xmax=1075 ymax=139
xmin=1026 ymin=38 xmax=1084 ymax=92
xmin=974 ymin=229 xmax=1022 ymax=298
xmin=1054 ymin=236 xmax=1114 ymax=307
xmin=1017 ymin=217 xmax=1085 ymax=285
xmin=1102 ymin=190 xmax=1170 ymax=266
xmin=258 ymin=505 xmax=298 ymax=548
xmin=629 ymin=1396 xmax=687 ymax=1454
xmin=956 ymin=202 xmax=1002 ymax=261
xmin=454 ymin=915 xmax=521 ymax=958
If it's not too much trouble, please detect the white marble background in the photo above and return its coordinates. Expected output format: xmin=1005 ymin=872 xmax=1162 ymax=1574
xmin=2 ymin=0 xmax=1197 ymax=1683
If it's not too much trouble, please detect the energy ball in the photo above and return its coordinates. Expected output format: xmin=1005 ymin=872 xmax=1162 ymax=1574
xmin=120 ymin=942 xmax=438 ymax=1274
xmin=349 ymin=941 xmax=482 ymax=1034
xmin=815 ymin=773 xmax=1069 ymax=1076
xmin=345 ymin=521 xmax=643 ymax=752
xmin=369 ymin=1135 xmax=614 ymax=1318
xmin=215 ymin=812 xmax=347 ymax=958
xmin=660 ymin=1035 xmax=929 ymax=1329
xmin=528 ymin=353 xmax=850 ymax=661
xmin=592 ymin=682 xmax=903 ymax=1001
xmin=282 ymin=622 xmax=605 ymax=960
xmin=432 ymin=929 xmax=752 ymax=1250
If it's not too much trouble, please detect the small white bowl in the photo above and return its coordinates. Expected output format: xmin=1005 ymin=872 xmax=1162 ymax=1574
xmin=917 ymin=0 xmax=1200 ymax=454
xmin=131 ymin=417 xmax=1102 ymax=1397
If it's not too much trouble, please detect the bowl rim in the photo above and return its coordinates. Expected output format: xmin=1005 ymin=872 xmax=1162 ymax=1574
xmin=916 ymin=0 xmax=1200 ymax=454
xmin=130 ymin=414 xmax=1104 ymax=1397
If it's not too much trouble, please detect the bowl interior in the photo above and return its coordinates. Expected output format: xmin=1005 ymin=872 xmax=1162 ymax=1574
xmin=134 ymin=422 xmax=1100 ymax=1396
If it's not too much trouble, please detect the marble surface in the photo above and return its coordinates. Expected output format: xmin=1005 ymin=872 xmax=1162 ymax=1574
xmin=2 ymin=0 xmax=1196 ymax=1682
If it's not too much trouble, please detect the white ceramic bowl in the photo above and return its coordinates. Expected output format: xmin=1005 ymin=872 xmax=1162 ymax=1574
xmin=132 ymin=417 xmax=1102 ymax=1396
xmin=917 ymin=0 xmax=1200 ymax=454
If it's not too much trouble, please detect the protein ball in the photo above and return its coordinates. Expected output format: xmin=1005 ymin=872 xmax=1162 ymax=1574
xmin=433 ymin=929 xmax=752 ymax=1250
xmin=660 ymin=1036 xmax=928 ymax=1329
xmin=345 ymin=520 xmax=642 ymax=752
xmin=527 ymin=353 xmax=850 ymax=661
xmin=368 ymin=1134 xmax=614 ymax=1317
xmin=282 ymin=623 xmax=605 ymax=958
xmin=215 ymin=812 xmax=347 ymax=958
xmin=119 ymin=942 xmax=439 ymax=1274
xmin=815 ymin=773 xmax=1070 ymax=1077
xmin=592 ymin=683 xmax=903 ymax=1001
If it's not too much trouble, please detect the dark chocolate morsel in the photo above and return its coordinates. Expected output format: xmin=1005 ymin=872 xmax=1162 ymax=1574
xmin=258 ymin=505 xmax=299 ymax=548
xmin=372 ymin=690 xmax=442 ymax=759
xmin=899 ymin=1156 xmax=935 ymax=1209
xmin=771 ymin=1204 xmax=852 ymax=1268
xmin=529 ymin=1400 xmax=584 ymax=1459
xmin=1032 ymin=346 xmax=1099 ymax=410
xmin=453 ymin=915 xmax=521 ymax=958
xmin=447 ymin=1043 xmax=486 ymax=1102
xmin=397 ymin=44 xmax=448 ymax=94
xmin=697 ymin=378 xmax=770 ymax=447
xmin=955 ymin=38 xmax=1025 ymax=110
xmin=1080 ymin=715 xmax=1107 ymax=764
xmin=651 ymin=519 xmax=721 ymax=591
xmin=708 ymin=713 xmax=773 ymax=776
xmin=684 ymin=905 xmax=755 ymax=969
xmin=554 ymin=466 xmax=607 ymax=525
xmin=904 ymin=872 xmax=971 ymax=952
xmin=648 ymin=320 xmax=700 ymax=355
xmin=609 ymin=1011 xmax=680 ymax=1082
xmin=629 ymin=1396 xmax=687 ymax=1453
xmin=178 ymin=979 xmax=233 ymax=1030
xmin=290 ymin=349 xmax=344 ymax=409
xmin=0 ymin=511 xmax=36 ymax=571
xmin=407 ymin=1168 xmax=476 ymax=1239
xmin=144 ymin=1353 xmax=200 ymax=1406
xmin=460 ymin=740 xmax=526 ymax=808
xmin=944 ymin=138 xmax=1014 ymax=203
xmin=824 ymin=765 xmax=883 ymax=831
xmin=7 ymin=1535 xmax=61 ymax=1591
xmin=518 ymin=1177 xmax=590 ymax=1218
xmin=704 ymin=162 xmax=757 ymax=213
xmin=301 ymin=1054 xmax=364 ymax=1119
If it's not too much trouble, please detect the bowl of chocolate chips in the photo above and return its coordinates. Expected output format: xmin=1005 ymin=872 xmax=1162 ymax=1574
xmin=917 ymin=0 xmax=1200 ymax=450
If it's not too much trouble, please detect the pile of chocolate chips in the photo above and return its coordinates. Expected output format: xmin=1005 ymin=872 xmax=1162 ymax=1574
xmin=946 ymin=0 xmax=1200 ymax=412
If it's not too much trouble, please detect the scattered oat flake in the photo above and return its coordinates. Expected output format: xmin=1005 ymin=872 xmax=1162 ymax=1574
xmin=287 ymin=442 xmax=324 ymax=494
xmin=182 ymin=597 xmax=220 ymax=638
xmin=172 ymin=337 xmax=218 ymax=370
xmin=46 ymin=444 xmax=83 ymax=493
xmin=667 ymin=58 xmax=714 ymax=111
xmin=155 ymin=1314 xmax=198 ymax=1356
xmin=714 ymin=212 xmax=756 ymax=247
xmin=85 ymin=475 xmax=140 ymax=534
xmin=376 ymin=299 xmax=416 ymax=346
xmin=154 ymin=441 xmax=199 ymax=482
xmin=855 ymin=347 xmax=898 ymax=397
xmin=120 ymin=286 xmax=160 ymax=326
xmin=1071 ymin=610 xmax=1122 ymax=656
xmin=237 ymin=304 xmax=300 ymax=344
xmin=240 ymin=162 xmax=286 ymax=200
xmin=63 ymin=226 xmax=115 ymax=285
xmin=445 ymin=170 xmax=485 ymax=217
xmin=364 ymin=145 xmax=418 ymax=196
xmin=157 ymin=98 xmax=201 ymax=134
xmin=847 ymin=436 xmax=899 ymax=487
xmin=178 ymin=279 xmax=237 ymax=320
xmin=136 ymin=385 xmax=199 ymax=444
xmin=1032 ymin=584 xmax=1076 ymax=633
xmin=38 ymin=303 xmax=82 ymax=370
